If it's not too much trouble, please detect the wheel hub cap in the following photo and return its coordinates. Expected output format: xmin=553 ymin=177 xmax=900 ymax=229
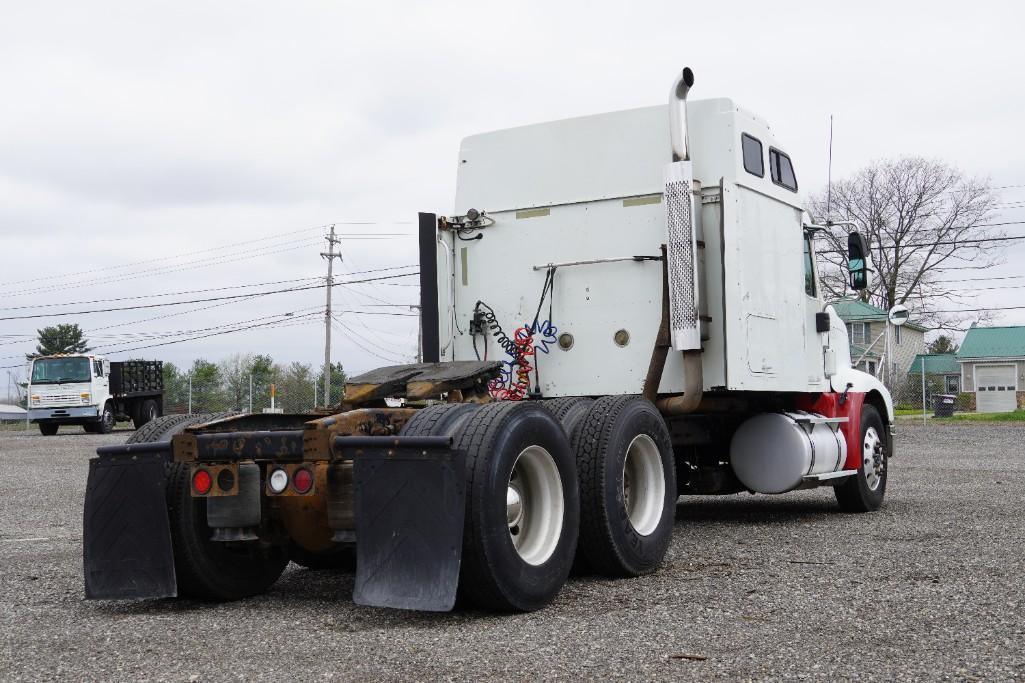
xmin=621 ymin=434 xmax=665 ymax=537
xmin=863 ymin=426 xmax=886 ymax=491
xmin=506 ymin=445 xmax=564 ymax=566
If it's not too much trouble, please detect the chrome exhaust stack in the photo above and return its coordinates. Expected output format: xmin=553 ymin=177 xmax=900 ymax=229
xmin=658 ymin=66 xmax=703 ymax=415
xmin=669 ymin=67 xmax=695 ymax=162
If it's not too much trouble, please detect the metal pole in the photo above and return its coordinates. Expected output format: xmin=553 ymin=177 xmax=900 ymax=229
xmin=248 ymin=372 xmax=253 ymax=414
xmin=410 ymin=305 xmax=423 ymax=363
xmin=321 ymin=225 xmax=341 ymax=407
xmin=188 ymin=373 xmax=193 ymax=414
xmin=921 ymin=355 xmax=927 ymax=425
xmin=313 ymin=380 xmax=318 ymax=410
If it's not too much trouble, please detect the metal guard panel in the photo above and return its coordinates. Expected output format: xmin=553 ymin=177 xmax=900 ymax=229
xmin=193 ymin=430 xmax=305 ymax=461
xmin=664 ymin=160 xmax=701 ymax=350
xmin=353 ymin=441 xmax=465 ymax=612
xmin=83 ymin=453 xmax=177 ymax=600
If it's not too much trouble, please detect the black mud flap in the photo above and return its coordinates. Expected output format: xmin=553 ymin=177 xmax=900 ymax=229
xmin=344 ymin=436 xmax=465 ymax=612
xmin=83 ymin=446 xmax=177 ymax=600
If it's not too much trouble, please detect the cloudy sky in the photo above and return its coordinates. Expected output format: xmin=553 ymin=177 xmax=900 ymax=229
xmin=2 ymin=0 xmax=1023 ymax=385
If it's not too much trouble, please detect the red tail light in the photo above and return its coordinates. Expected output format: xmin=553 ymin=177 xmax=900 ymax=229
xmin=192 ymin=468 xmax=213 ymax=495
xmin=292 ymin=467 xmax=314 ymax=494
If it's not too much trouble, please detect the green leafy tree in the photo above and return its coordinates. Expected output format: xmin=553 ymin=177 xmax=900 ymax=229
xmin=249 ymin=354 xmax=276 ymax=412
xmin=162 ymin=361 xmax=190 ymax=412
xmin=189 ymin=359 xmax=225 ymax=412
xmin=927 ymin=335 xmax=959 ymax=354
xmin=31 ymin=323 xmax=90 ymax=357
xmin=275 ymin=361 xmax=314 ymax=413
xmin=317 ymin=361 xmax=347 ymax=407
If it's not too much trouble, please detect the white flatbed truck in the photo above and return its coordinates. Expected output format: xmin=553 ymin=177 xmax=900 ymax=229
xmin=28 ymin=356 xmax=163 ymax=435
xmin=83 ymin=68 xmax=891 ymax=612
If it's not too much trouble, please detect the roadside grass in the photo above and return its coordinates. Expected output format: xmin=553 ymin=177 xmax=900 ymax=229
xmin=944 ymin=410 xmax=1025 ymax=422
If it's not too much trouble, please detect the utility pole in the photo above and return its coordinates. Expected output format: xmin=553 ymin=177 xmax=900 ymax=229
xmin=321 ymin=225 xmax=343 ymax=407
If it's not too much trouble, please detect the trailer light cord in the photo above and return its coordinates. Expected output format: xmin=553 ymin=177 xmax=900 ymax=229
xmin=472 ymin=267 xmax=559 ymax=400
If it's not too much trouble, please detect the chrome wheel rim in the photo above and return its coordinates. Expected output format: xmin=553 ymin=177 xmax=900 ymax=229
xmin=863 ymin=426 xmax=885 ymax=491
xmin=507 ymin=445 xmax=564 ymax=566
xmin=622 ymin=434 xmax=665 ymax=536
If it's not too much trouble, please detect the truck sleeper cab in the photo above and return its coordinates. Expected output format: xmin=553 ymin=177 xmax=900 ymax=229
xmin=83 ymin=68 xmax=891 ymax=613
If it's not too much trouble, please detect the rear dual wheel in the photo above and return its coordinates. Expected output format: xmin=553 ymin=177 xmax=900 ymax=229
xmin=573 ymin=396 xmax=676 ymax=576
xmin=402 ymin=402 xmax=579 ymax=612
xmin=128 ymin=413 xmax=288 ymax=600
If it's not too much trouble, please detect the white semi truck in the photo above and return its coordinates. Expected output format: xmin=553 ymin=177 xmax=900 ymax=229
xmin=28 ymin=355 xmax=163 ymax=435
xmin=83 ymin=68 xmax=891 ymax=613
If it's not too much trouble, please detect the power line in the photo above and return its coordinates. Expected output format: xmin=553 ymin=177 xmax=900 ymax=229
xmin=0 ymin=272 xmax=419 ymax=321
xmin=0 ymin=308 xmax=417 ymax=368
xmin=0 ymin=221 xmax=415 ymax=288
xmin=0 ymin=276 xmax=324 ymax=311
xmin=331 ymin=315 xmax=409 ymax=364
xmin=0 ymin=238 xmax=324 ymax=298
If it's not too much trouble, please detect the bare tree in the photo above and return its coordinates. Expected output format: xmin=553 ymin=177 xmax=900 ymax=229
xmin=809 ymin=157 xmax=1002 ymax=331
xmin=219 ymin=352 xmax=255 ymax=411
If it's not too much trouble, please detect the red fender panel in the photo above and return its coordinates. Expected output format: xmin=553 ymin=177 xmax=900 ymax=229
xmin=794 ymin=392 xmax=865 ymax=470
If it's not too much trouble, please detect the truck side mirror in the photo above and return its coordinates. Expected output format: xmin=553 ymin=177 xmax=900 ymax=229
xmin=847 ymin=232 xmax=873 ymax=291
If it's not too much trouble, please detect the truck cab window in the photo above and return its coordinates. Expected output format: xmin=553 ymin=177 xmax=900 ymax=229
xmin=741 ymin=134 xmax=764 ymax=177
xmin=769 ymin=148 xmax=798 ymax=191
xmin=803 ymin=235 xmax=816 ymax=297
xmin=94 ymin=360 xmax=103 ymax=377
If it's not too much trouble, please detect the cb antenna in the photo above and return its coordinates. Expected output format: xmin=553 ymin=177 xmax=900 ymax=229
xmin=826 ymin=114 xmax=834 ymax=219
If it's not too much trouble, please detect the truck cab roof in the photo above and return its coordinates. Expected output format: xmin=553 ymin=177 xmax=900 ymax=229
xmin=455 ymin=97 xmax=801 ymax=215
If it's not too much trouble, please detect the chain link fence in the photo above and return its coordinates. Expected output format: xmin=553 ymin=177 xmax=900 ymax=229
xmin=0 ymin=363 xmax=346 ymax=432
xmin=162 ymin=375 xmax=345 ymax=416
xmin=890 ymin=375 xmax=973 ymax=414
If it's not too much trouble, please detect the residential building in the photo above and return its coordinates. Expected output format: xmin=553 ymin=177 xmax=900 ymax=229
xmin=830 ymin=299 xmax=926 ymax=383
xmin=956 ymin=326 xmax=1025 ymax=413
xmin=908 ymin=353 xmax=961 ymax=394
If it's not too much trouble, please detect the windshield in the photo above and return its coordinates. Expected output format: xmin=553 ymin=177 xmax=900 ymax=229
xmin=31 ymin=357 xmax=92 ymax=384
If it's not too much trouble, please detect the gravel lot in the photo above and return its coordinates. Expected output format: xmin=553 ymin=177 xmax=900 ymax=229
xmin=1 ymin=422 xmax=1023 ymax=681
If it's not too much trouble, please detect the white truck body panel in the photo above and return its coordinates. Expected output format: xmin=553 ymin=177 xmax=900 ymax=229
xmin=444 ymin=98 xmax=842 ymax=397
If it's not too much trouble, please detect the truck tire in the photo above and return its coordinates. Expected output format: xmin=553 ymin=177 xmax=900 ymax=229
xmin=540 ymin=397 xmax=594 ymax=442
xmin=540 ymin=397 xmax=597 ymax=574
xmin=133 ymin=399 xmax=159 ymax=430
xmin=454 ymin=401 xmax=579 ymax=612
xmin=400 ymin=401 xmax=480 ymax=440
xmin=127 ymin=412 xmax=289 ymax=600
xmin=574 ymin=395 xmax=676 ymax=577
xmin=38 ymin=423 xmax=58 ymax=436
xmin=93 ymin=403 xmax=116 ymax=434
xmin=834 ymin=404 xmax=888 ymax=513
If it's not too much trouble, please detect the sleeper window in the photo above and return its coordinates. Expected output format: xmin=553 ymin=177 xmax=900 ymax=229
xmin=741 ymin=134 xmax=764 ymax=177
xmin=769 ymin=148 xmax=798 ymax=191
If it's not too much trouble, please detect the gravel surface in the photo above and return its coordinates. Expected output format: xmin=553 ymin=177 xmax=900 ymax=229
xmin=1 ymin=422 xmax=1023 ymax=681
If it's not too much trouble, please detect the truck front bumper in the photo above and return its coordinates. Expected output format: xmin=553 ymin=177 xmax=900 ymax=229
xmin=29 ymin=406 xmax=99 ymax=422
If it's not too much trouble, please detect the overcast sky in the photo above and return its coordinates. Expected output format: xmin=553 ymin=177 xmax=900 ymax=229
xmin=2 ymin=0 xmax=1023 ymax=385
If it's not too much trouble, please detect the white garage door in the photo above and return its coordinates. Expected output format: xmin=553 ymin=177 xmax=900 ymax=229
xmin=975 ymin=364 xmax=1017 ymax=413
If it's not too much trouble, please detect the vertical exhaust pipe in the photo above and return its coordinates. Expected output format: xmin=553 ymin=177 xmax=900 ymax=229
xmin=669 ymin=67 xmax=695 ymax=162
xmin=656 ymin=66 xmax=703 ymax=415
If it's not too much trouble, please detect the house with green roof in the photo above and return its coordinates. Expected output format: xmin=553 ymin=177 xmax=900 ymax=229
xmin=908 ymin=353 xmax=961 ymax=389
xmin=956 ymin=326 xmax=1025 ymax=412
xmin=906 ymin=353 xmax=962 ymax=408
xmin=830 ymin=299 xmax=926 ymax=383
